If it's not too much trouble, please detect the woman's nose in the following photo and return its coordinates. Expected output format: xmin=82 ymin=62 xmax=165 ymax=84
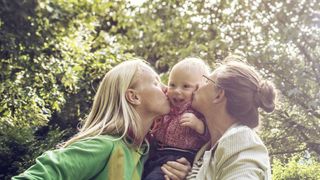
xmin=161 ymin=83 xmax=168 ymax=94
xmin=194 ymin=84 xmax=199 ymax=91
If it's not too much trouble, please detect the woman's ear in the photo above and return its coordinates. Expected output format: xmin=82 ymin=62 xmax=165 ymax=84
xmin=125 ymin=89 xmax=141 ymax=105
xmin=212 ymin=89 xmax=225 ymax=104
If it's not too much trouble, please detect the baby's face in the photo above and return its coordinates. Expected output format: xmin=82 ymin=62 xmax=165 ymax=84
xmin=167 ymin=68 xmax=203 ymax=107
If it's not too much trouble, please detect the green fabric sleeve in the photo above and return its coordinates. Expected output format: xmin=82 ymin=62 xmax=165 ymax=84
xmin=12 ymin=136 xmax=114 ymax=180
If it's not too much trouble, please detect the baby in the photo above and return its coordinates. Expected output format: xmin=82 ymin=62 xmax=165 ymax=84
xmin=143 ymin=57 xmax=211 ymax=180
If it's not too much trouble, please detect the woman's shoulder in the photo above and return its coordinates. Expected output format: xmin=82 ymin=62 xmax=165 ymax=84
xmin=221 ymin=124 xmax=259 ymax=140
xmin=213 ymin=124 xmax=271 ymax=178
xmin=92 ymin=134 xmax=122 ymax=142
xmin=67 ymin=135 xmax=122 ymax=151
xmin=218 ymin=124 xmax=266 ymax=152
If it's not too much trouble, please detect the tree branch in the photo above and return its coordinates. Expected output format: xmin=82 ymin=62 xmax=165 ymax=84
xmin=270 ymin=147 xmax=307 ymax=155
xmin=295 ymin=41 xmax=320 ymax=83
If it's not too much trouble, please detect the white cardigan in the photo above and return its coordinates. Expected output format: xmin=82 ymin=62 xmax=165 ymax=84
xmin=187 ymin=123 xmax=272 ymax=180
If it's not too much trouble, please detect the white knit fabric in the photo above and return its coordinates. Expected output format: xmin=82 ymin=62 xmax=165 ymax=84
xmin=186 ymin=123 xmax=272 ymax=180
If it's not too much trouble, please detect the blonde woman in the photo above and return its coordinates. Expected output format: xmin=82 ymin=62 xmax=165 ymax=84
xmin=12 ymin=59 xmax=190 ymax=180
xmin=186 ymin=56 xmax=276 ymax=180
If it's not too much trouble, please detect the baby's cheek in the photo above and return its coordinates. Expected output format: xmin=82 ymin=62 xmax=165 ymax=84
xmin=186 ymin=92 xmax=194 ymax=100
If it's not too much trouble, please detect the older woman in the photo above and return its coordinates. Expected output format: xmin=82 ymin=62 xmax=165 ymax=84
xmin=186 ymin=56 xmax=276 ymax=180
xmin=12 ymin=59 xmax=190 ymax=180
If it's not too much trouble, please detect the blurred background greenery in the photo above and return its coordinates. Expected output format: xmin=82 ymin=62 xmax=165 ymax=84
xmin=0 ymin=0 xmax=319 ymax=179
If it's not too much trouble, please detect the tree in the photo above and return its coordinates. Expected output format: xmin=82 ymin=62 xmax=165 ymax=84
xmin=1 ymin=0 xmax=319 ymax=178
xmin=0 ymin=0 xmax=132 ymax=178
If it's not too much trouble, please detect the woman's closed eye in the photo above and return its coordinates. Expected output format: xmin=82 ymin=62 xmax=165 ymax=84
xmin=183 ymin=84 xmax=193 ymax=89
xmin=169 ymin=83 xmax=175 ymax=88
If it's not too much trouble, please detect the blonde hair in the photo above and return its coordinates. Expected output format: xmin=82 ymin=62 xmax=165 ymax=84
xmin=63 ymin=59 xmax=150 ymax=148
xmin=172 ymin=57 xmax=210 ymax=76
xmin=215 ymin=56 xmax=277 ymax=128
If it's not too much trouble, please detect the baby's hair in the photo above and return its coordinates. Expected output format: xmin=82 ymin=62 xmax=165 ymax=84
xmin=173 ymin=57 xmax=210 ymax=76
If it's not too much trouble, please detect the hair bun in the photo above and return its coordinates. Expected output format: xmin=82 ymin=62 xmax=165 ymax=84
xmin=254 ymin=80 xmax=276 ymax=112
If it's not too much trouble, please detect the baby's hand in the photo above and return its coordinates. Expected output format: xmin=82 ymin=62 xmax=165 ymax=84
xmin=180 ymin=113 xmax=205 ymax=134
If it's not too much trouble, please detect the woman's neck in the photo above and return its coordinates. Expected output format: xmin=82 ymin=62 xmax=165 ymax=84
xmin=205 ymin=110 xmax=236 ymax=146
xmin=136 ymin=106 xmax=159 ymax=137
xmin=141 ymin=117 xmax=153 ymax=138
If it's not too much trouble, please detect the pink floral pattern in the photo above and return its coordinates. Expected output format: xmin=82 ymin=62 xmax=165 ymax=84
xmin=151 ymin=103 xmax=210 ymax=150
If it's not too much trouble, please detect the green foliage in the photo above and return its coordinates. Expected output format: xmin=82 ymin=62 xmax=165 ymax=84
xmin=0 ymin=0 xmax=319 ymax=178
xmin=0 ymin=0 xmax=132 ymax=178
xmin=11 ymin=126 xmax=69 ymax=175
xmin=127 ymin=0 xmax=320 ymax=162
xmin=273 ymin=155 xmax=320 ymax=180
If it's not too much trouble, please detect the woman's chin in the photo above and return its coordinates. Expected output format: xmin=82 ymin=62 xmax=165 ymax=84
xmin=191 ymin=100 xmax=198 ymax=111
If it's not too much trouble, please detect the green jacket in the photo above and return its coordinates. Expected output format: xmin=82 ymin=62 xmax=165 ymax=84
xmin=12 ymin=135 xmax=148 ymax=180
